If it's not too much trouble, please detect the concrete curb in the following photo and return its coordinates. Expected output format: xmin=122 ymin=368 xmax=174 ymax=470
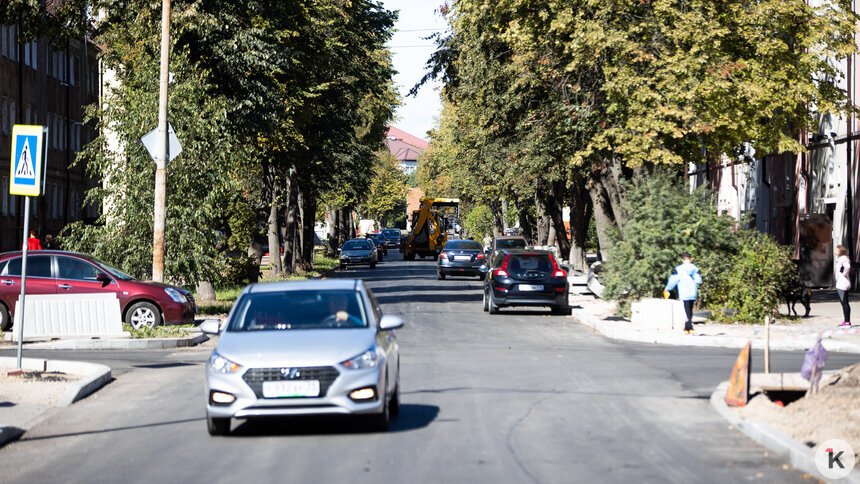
xmin=710 ymin=382 xmax=860 ymax=483
xmin=19 ymin=333 xmax=208 ymax=350
xmin=571 ymin=308 xmax=860 ymax=353
xmin=0 ymin=356 xmax=112 ymax=448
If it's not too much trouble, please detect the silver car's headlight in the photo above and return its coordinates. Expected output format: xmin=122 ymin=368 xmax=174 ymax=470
xmin=208 ymin=351 xmax=241 ymax=374
xmin=164 ymin=287 xmax=187 ymax=303
xmin=341 ymin=345 xmax=380 ymax=370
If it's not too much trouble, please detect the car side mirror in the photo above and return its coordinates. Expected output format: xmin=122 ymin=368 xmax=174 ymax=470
xmin=200 ymin=319 xmax=221 ymax=334
xmin=96 ymin=272 xmax=112 ymax=287
xmin=379 ymin=314 xmax=404 ymax=331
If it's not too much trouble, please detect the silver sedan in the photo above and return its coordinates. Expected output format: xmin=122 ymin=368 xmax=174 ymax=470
xmin=201 ymin=279 xmax=403 ymax=435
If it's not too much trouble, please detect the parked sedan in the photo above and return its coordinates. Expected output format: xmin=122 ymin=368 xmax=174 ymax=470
xmin=365 ymin=234 xmax=387 ymax=259
xmin=482 ymin=249 xmax=569 ymax=315
xmin=201 ymin=279 xmax=403 ymax=435
xmin=0 ymin=250 xmax=196 ymax=331
xmin=437 ymin=239 xmax=486 ymax=280
xmin=339 ymin=239 xmax=378 ymax=269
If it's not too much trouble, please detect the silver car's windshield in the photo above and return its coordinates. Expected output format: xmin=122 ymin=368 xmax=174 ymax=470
xmin=228 ymin=290 xmax=368 ymax=331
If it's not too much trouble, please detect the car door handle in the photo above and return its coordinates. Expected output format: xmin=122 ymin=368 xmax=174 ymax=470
xmin=58 ymin=284 xmax=73 ymax=290
xmin=1 ymin=280 xmax=13 ymax=285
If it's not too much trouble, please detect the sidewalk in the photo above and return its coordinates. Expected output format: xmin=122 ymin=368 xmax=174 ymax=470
xmin=570 ymin=290 xmax=860 ymax=353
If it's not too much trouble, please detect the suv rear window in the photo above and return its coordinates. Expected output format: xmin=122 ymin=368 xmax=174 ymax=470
xmin=508 ymin=254 xmax=552 ymax=275
xmin=496 ymin=238 xmax=527 ymax=250
xmin=444 ymin=240 xmax=482 ymax=250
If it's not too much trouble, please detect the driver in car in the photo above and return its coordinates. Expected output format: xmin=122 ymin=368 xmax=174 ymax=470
xmin=328 ymin=293 xmax=352 ymax=323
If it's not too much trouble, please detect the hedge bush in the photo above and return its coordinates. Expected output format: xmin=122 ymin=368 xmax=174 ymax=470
xmin=603 ymin=170 xmax=796 ymax=323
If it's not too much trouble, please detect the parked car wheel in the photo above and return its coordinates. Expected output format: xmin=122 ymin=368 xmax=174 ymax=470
xmin=0 ymin=304 xmax=10 ymax=331
xmin=482 ymin=290 xmax=489 ymax=312
xmin=552 ymin=305 xmax=570 ymax=315
xmin=126 ymin=301 xmax=162 ymax=330
xmin=488 ymin=292 xmax=500 ymax=314
xmin=207 ymin=415 xmax=230 ymax=436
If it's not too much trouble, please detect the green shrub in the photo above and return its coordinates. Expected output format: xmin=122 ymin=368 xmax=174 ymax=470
xmin=700 ymin=230 xmax=795 ymax=323
xmin=602 ymin=170 xmax=735 ymax=301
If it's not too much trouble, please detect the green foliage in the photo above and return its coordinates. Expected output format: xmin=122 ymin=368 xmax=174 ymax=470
xmin=122 ymin=323 xmax=196 ymax=339
xmin=602 ymin=171 xmax=736 ymax=300
xmin=63 ymin=0 xmax=397 ymax=283
xmin=462 ymin=204 xmax=494 ymax=240
xmin=358 ymin=152 xmax=409 ymax=225
xmin=699 ymin=231 xmax=796 ymax=323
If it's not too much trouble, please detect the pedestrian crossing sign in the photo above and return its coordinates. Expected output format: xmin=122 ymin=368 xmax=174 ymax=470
xmin=9 ymin=125 xmax=45 ymax=196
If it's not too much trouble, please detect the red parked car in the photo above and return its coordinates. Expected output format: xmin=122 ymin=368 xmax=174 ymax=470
xmin=0 ymin=250 xmax=196 ymax=331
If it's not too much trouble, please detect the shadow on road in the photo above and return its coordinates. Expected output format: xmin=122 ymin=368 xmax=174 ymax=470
xmin=230 ymin=403 xmax=439 ymax=437
xmin=376 ymin=293 xmax=482 ymax=305
xmin=20 ymin=417 xmax=204 ymax=442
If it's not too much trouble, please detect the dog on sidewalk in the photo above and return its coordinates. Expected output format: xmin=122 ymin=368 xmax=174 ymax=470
xmin=782 ymin=281 xmax=811 ymax=317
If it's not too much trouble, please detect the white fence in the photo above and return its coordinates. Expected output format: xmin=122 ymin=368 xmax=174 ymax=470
xmin=11 ymin=293 xmax=125 ymax=341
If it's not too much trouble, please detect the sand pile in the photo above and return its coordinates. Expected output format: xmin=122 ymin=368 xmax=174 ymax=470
xmin=735 ymin=363 xmax=860 ymax=468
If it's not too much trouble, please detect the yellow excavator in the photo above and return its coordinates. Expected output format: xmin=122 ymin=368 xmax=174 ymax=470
xmin=402 ymin=197 xmax=460 ymax=260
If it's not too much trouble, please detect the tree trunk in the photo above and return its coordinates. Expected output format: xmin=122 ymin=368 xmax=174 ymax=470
xmin=195 ymin=280 xmax=216 ymax=302
xmin=547 ymin=181 xmax=571 ymax=257
xmin=298 ymin=189 xmax=316 ymax=270
xmin=501 ymin=197 xmax=510 ymax=231
xmin=589 ymin=173 xmax=616 ymax=261
xmin=489 ymin=199 xmax=504 ymax=237
xmin=247 ymin=236 xmax=262 ymax=283
xmin=516 ymin=199 xmax=534 ymax=244
xmin=266 ymin=169 xmax=283 ymax=276
xmin=535 ymin=193 xmax=550 ymax=245
xmin=282 ymin=167 xmax=299 ymax=274
xmin=568 ymin=178 xmax=592 ymax=272
xmin=327 ymin=207 xmax=339 ymax=257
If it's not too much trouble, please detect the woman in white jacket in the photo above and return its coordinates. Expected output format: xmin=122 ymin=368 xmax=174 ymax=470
xmin=835 ymin=245 xmax=852 ymax=327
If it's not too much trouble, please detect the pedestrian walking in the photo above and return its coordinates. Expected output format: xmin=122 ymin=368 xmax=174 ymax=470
xmin=43 ymin=234 xmax=57 ymax=250
xmin=835 ymin=245 xmax=852 ymax=327
xmin=26 ymin=228 xmax=42 ymax=251
xmin=664 ymin=252 xmax=702 ymax=334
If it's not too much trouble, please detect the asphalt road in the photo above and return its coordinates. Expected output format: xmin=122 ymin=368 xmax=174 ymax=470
xmin=1 ymin=253 xmax=858 ymax=483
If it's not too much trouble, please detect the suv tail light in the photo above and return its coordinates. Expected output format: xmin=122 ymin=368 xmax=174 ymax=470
xmin=550 ymin=254 xmax=567 ymax=278
xmin=493 ymin=253 xmax=511 ymax=277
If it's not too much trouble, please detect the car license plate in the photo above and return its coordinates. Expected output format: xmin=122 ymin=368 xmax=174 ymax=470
xmin=262 ymin=380 xmax=320 ymax=398
xmin=518 ymin=284 xmax=544 ymax=291
xmin=454 ymin=256 xmax=471 ymax=261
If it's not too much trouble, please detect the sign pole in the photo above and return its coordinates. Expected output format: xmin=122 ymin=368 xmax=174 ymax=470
xmin=152 ymin=0 xmax=170 ymax=283
xmin=16 ymin=196 xmax=30 ymax=369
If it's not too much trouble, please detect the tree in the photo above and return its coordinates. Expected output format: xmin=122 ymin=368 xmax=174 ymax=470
xmin=359 ymin=152 xmax=409 ymax=229
xmin=420 ymin=0 xmax=858 ymax=270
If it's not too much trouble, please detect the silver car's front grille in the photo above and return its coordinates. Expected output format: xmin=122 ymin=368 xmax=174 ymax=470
xmin=242 ymin=366 xmax=340 ymax=398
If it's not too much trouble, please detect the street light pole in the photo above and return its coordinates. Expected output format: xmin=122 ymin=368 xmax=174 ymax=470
xmin=152 ymin=0 xmax=170 ymax=282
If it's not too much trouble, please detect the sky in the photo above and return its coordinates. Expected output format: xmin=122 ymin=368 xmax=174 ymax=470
xmin=379 ymin=0 xmax=448 ymax=141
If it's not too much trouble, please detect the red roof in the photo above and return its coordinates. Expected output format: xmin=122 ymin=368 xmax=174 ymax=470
xmin=385 ymin=126 xmax=428 ymax=162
